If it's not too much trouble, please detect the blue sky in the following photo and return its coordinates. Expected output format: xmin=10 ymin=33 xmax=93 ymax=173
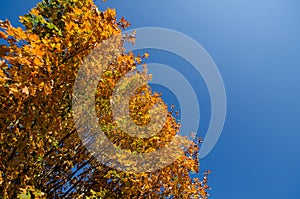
xmin=1 ymin=0 xmax=300 ymax=198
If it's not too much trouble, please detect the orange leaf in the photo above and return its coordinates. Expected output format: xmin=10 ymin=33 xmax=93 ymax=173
xmin=0 ymin=31 xmax=7 ymax=39
xmin=73 ymin=7 xmax=83 ymax=15
xmin=33 ymin=58 xmax=43 ymax=66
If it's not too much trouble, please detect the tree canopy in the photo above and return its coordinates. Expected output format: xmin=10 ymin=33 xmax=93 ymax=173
xmin=0 ymin=0 xmax=210 ymax=198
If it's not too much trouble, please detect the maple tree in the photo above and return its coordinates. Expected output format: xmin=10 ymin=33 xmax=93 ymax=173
xmin=0 ymin=0 xmax=210 ymax=198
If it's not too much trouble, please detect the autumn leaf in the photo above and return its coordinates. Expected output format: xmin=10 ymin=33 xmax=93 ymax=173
xmin=0 ymin=31 xmax=7 ymax=39
xmin=22 ymin=86 xmax=29 ymax=95
xmin=144 ymin=52 xmax=149 ymax=58
xmin=9 ymin=86 xmax=19 ymax=94
xmin=73 ymin=7 xmax=83 ymax=15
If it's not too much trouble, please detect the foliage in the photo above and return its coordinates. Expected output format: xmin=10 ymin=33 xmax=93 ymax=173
xmin=0 ymin=0 xmax=210 ymax=198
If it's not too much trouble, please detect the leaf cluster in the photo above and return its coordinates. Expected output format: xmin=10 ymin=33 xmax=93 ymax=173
xmin=0 ymin=0 xmax=210 ymax=198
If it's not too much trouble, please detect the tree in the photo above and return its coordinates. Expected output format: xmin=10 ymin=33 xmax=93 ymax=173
xmin=0 ymin=0 xmax=210 ymax=198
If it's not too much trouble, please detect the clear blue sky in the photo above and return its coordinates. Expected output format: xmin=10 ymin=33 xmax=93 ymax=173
xmin=1 ymin=0 xmax=300 ymax=198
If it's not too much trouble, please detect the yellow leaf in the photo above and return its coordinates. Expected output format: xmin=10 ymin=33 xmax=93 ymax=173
xmin=38 ymin=82 xmax=44 ymax=90
xmin=30 ymin=8 xmax=40 ymax=16
xmin=6 ymin=27 xmax=16 ymax=37
xmin=9 ymin=87 xmax=19 ymax=93
xmin=73 ymin=7 xmax=83 ymax=15
xmin=19 ymin=58 xmax=31 ymax=66
xmin=0 ymin=70 xmax=7 ymax=84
